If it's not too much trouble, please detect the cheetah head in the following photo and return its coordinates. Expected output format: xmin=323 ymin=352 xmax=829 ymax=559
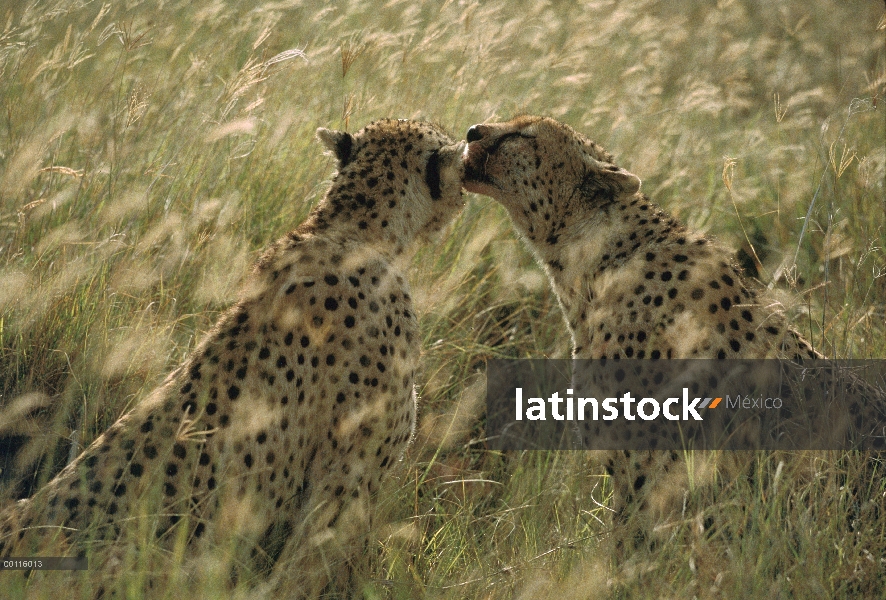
xmin=316 ymin=119 xmax=465 ymax=245
xmin=462 ymin=116 xmax=641 ymax=242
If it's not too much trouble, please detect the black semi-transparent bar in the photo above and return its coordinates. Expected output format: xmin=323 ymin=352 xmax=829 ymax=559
xmin=486 ymin=359 xmax=886 ymax=451
xmin=0 ymin=557 xmax=88 ymax=570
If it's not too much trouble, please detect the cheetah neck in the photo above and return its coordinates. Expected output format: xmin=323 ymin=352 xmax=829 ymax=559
xmin=497 ymin=171 xmax=818 ymax=361
xmin=517 ymin=194 xmax=701 ymax=341
xmin=293 ymin=187 xmax=438 ymax=260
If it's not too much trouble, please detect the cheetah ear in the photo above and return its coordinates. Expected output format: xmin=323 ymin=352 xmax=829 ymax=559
xmin=316 ymin=128 xmax=354 ymax=168
xmin=579 ymin=158 xmax=641 ymax=202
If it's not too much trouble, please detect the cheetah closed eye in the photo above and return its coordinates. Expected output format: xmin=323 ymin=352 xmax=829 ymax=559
xmin=0 ymin=119 xmax=465 ymax=597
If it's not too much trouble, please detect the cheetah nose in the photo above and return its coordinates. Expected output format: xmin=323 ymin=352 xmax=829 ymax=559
xmin=466 ymin=125 xmax=485 ymax=143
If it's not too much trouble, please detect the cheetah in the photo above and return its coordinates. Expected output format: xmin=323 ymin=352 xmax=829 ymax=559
xmin=462 ymin=115 xmax=882 ymax=555
xmin=0 ymin=119 xmax=465 ymax=596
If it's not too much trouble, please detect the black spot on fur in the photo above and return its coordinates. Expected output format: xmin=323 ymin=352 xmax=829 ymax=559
xmin=425 ymin=149 xmax=442 ymax=200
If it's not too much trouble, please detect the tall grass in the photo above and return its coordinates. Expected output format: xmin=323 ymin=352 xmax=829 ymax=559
xmin=0 ymin=0 xmax=883 ymax=597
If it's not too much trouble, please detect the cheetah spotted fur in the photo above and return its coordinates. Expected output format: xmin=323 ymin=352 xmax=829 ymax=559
xmin=0 ymin=119 xmax=465 ymax=596
xmin=461 ymin=115 xmax=851 ymax=548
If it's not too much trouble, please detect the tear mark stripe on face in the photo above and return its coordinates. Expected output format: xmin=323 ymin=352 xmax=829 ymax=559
xmin=425 ymin=149 xmax=441 ymax=200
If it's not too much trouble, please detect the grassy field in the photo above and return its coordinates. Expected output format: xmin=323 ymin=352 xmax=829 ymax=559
xmin=1 ymin=0 xmax=884 ymax=597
